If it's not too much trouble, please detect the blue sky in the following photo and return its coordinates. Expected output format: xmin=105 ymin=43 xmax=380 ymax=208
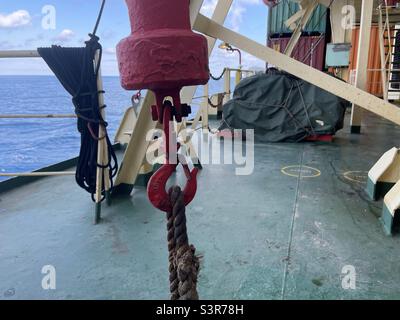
xmin=0 ymin=0 xmax=268 ymax=75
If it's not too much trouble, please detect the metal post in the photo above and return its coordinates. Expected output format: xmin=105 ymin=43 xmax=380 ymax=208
xmin=223 ymin=68 xmax=231 ymax=104
xmin=202 ymin=83 xmax=209 ymax=134
xmin=379 ymin=5 xmax=388 ymax=101
xmin=94 ymin=50 xmax=111 ymax=223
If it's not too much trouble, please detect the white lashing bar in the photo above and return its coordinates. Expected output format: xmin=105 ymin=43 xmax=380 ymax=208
xmin=0 ymin=50 xmax=40 ymax=58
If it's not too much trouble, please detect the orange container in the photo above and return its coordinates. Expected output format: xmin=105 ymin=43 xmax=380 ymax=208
xmin=349 ymin=26 xmax=393 ymax=97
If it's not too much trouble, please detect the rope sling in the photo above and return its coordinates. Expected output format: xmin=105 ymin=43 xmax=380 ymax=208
xmin=167 ymin=186 xmax=200 ymax=300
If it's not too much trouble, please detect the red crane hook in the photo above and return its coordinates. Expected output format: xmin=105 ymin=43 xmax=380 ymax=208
xmin=147 ymin=101 xmax=199 ymax=213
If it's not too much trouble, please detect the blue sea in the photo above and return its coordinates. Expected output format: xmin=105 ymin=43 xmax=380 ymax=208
xmin=0 ymin=75 xmax=230 ymax=180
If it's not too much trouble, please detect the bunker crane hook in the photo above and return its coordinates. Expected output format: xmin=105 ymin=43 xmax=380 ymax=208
xmin=116 ymin=0 xmax=210 ymax=299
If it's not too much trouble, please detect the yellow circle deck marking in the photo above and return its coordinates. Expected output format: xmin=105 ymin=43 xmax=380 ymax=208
xmin=343 ymin=171 xmax=368 ymax=184
xmin=281 ymin=165 xmax=321 ymax=178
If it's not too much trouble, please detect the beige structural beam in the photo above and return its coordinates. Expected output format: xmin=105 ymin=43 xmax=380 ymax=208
xmin=284 ymin=0 xmax=319 ymax=57
xmin=113 ymin=0 xmax=234 ymax=195
xmin=193 ymin=14 xmax=400 ymax=125
xmin=350 ymin=0 xmax=374 ymax=133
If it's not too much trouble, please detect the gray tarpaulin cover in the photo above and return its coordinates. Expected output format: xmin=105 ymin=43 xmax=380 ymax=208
xmin=220 ymin=70 xmax=349 ymax=142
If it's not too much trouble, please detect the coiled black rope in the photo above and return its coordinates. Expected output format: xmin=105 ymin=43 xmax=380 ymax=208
xmin=38 ymin=0 xmax=117 ymax=202
xmin=74 ymin=36 xmax=118 ymax=201
xmin=74 ymin=0 xmax=118 ymax=201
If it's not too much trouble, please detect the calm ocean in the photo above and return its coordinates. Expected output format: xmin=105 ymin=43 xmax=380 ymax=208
xmin=0 ymin=75 xmax=229 ymax=180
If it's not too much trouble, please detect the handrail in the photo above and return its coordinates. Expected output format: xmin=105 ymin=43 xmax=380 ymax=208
xmin=0 ymin=114 xmax=76 ymax=119
xmin=0 ymin=50 xmax=40 ymax=58
xmin=226 ymin=67 xmax=255 ymax=73
xmin=0 ymin=172 xmax=76 ymax=177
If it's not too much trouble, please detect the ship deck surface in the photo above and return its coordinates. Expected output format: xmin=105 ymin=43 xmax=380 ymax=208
xmin=1 ymin=113 xmax=400 ymax=300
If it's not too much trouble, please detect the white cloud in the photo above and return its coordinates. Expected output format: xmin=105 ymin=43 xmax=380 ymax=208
xmin=230 ymin=5 xmax=246 ymax=31
xmin=52 ymin=29 xmax=75 ymax=43
xmin=201 ymin=0 xmax=264 ymax=31
xmin=230 ymin=0 xmax=264 ymax=31
xmin=200 ymin=0 xmax=218 ymax=17
xmin=104 ymin=47 xmax=116 ymax=55
xmin=1 ymin=1 xmax=266 ymax=76
xmin=0 ymin=10 xmax=31 ymax=28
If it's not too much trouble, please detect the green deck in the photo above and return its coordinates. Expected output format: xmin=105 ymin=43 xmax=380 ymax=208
xmin=1 ymin=113 xmax=400 ymax=300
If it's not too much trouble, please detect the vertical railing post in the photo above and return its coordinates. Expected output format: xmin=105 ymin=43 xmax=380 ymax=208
xmin=223 ymin=68 xmax=231 ymax=104
xmin=94 ymin=50 xmax=111 ymax=224
xmin=379 ymin=5 xmax=388 ymax=101
xmin=202 ymin=83 xmax=209 ymax=134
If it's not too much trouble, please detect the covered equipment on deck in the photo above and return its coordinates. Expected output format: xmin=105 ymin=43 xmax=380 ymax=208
xmin=220 ymin=71 xmax=349 ymax=142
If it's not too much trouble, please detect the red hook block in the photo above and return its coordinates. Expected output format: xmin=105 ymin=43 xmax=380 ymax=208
xmin=116 ymin=0 xmax=209 ymax=123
